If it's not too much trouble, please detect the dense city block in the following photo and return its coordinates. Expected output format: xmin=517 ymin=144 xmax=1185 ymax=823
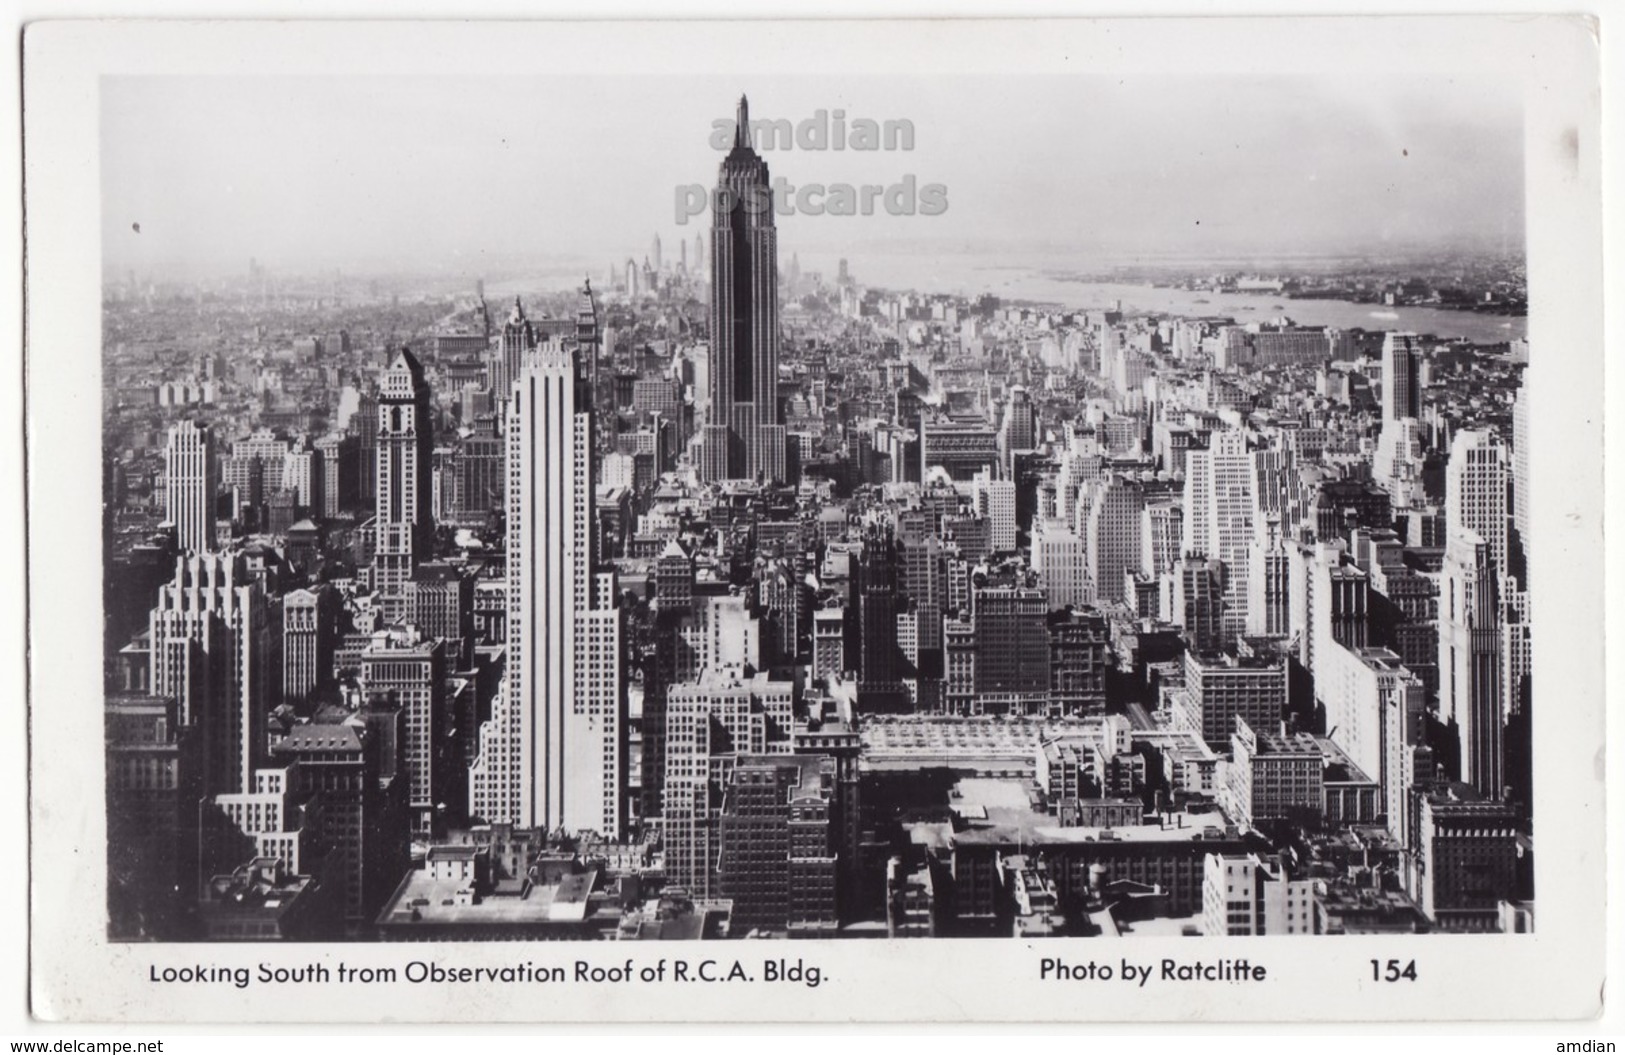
xmin=102 ymin=97 xmax=1533 ymax=943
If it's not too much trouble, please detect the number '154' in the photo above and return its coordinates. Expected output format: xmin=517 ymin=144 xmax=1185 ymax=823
xmin=1371 ymin=959 xmax=1418 ymax=982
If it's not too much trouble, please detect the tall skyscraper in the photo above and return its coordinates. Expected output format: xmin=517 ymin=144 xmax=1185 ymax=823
xmin=314 ymin=434 xmax=353 ymax=518
xmin=1445 ymin=428 xmax=1510 ymax=580
xmin=1380 ymin=332 xmax=1422 ymax=427
xmin=1316 ymin=643 xmax=1422 ymax=839
xmin=898 ymin=521 xmax=947 ymax=652
xmin=973 ymin=471 xmax=1017 ymax=552
xmin=1376 ymin=333 xmax=1427 ymax=507
xmin=574 ymin=280 xmax=605 ymax=453
xmin=468 ymin=326 xmax=624 ymax=837
xmin=361 ymin=626 xmax=446 ymax=836
xmin=1167 ymin=555 xmax=1224 ymax=653
xmin=662 ymin=667 xmax=794 ymax=898
xmin=105 ymin=694 xmax=202 ymax=940
xmin=1182 ymin=429 xmax=1255 ymax=639
xmin=269 ymin=721 xmax=409 ymax=929
xmin=855 ymin=538 xmax=908 ymax=713
xmin=1031 ymin=518 xmax=1088 ymax=610
xmin=998 ymin=385 xmax=1035 ymax=472
xmin=1439 ymin=528 xmax=1504 ymax=798
xmin=491 ymin=297 xmax=536 ymax=400
xmin=717 ymin=754 xmax=839 ymax=936
xmin=281 ymin=586 xmax=332 ymax=703
xmin=1511 ymin=375 xmax=1530 ymax=586
xmin=701 ymin=95 xmax=785 ymax=483
xmin=351 ymin=391 xmax=379 ymax=512
xmin=1246 ymin=513 xmax=1293 ymax=638
xmin=971 ymin=586 xmax=1050 ymax=715
xmin=1084 ymin=474 xmax=1144 ymax=606
xmin=373 ymin=348 xmax=434 ymax=619
xmin=164 ymin=420 xmax=217 ymax=554
xmin=147 ymin=551 xmax=273 ymax=797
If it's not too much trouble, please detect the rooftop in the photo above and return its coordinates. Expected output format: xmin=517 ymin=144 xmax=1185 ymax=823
xmin=951 ymin=813 xmax=1244 ymax=848
xmin=1315 ymin=737 xmax=1376 ymax=784
xmin=377 ymin=866 xmax=609 ymax=929
xmin=276 ymin=726 xmax=364 ymax=756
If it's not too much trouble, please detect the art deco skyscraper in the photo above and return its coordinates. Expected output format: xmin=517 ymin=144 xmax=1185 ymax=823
xmin=1445 ymin=428 xmax=1509 ymax=579
xmin=1375 ymin=333 xmax=1426 ymax=507
xmin=1084 ymin=474 xmax=1144 ymax=606
xmin=468 ymin=321 xmax=624 ymax=837
xmin=998 ymin=385 xmax=1036 ymax=473
xmin=148 ymin=551 xmax=272 ymax=798
xmin=1439 ymin=529 xmax=1503 ymax=798
xmin=701 ymin=95 xmax=785 ymax=483
xmin=574 ymin=280 xmax=605 ymax=452
xmin=1511 ymin=377 xmax=1530 ymax=586
xmin=1181 ymin=429 xmax=1255 ymax=641
xmin=373 ymin=348 xmax=434 ymax=620
xmin=1380 ymin=332 xmax=1422 ymax=427
xmin=1441 ymin=427 xmax=1511 ymax=799
xmin=164 ymin=420 xmax=217 ymax=554
xmin=490 ymin=297 xmax=536 ymax=401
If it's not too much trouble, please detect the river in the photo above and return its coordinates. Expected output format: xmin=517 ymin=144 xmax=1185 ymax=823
xmin=491 ymin=250 xmax=1527 ymax=346
xmin=806 ymin=253 xmax=1527 ymax=345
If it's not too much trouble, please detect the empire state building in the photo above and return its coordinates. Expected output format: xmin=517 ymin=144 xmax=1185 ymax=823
xmin=701 ymin=95 xmax=785 ymax=483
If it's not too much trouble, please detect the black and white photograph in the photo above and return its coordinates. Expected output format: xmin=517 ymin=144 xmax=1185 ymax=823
xmin=19 ymin=14 xmax=1610 ymax=1027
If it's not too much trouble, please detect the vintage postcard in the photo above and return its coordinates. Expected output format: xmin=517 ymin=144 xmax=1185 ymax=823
xmin=21 ymin=16 xmax=1606 ymax=1024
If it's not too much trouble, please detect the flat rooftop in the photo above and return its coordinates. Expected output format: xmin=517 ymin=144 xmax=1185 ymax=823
xmin=952 ymin=803 xmax=1240 ymax=848
xmin=378 ymin=867 xmax=607 ymax=928
xmin=953 ymin=777 xmax=1040 ymax=813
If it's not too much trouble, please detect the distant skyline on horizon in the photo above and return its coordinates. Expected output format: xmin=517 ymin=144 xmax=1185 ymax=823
xmin=102 ymin=74 xmax=1525 ymax=280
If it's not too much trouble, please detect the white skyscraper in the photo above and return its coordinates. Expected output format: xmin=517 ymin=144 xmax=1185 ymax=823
xmin=1318 ymin=643 xmax=1423 ymax=838
xmin=164 ymin=420 xmax=217 ymax=554
xmin=972 ymin=472 xmax=1017 ymax=553
xmin=468 ymin=337 xmax=624 ymax=837
xmin=1084 ymin=475 xmax=1144 ymax=606
xmin=1183 ymin=429 xmax=1255 ymax=640
xmin=148 ymin=551 xmax=272 ymax=797
xmin=1032 ymin=518 xmax=1088 ymax=609
xmin=1141 ymin=500 xmax=1183 ymax=578
xmin=1445 ymin=429 xmax=1510 ymax=580
xmin=1375 ymin=417 xmax=1428 ymax=509
xmin=1246 ymin=513 xmax=1293 ymax=638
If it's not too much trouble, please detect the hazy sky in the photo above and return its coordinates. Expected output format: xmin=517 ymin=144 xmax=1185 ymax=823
xmin=102 ymin=74 xmax=1524 ymax=280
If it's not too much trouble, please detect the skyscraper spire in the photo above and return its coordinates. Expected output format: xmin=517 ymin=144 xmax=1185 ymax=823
xmin=703 ymin=92 xmax=784 ymax=484
xmin=373 ymin=346 xmax=434 ymax=624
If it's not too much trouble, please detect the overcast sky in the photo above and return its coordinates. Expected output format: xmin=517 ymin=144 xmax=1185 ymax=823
xmin=101 ymin=74 xmax=1524 ymax=280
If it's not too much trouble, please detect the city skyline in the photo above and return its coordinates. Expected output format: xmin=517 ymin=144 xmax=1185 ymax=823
xmin=90 ymin=78 xmax=1541 ymax=947
xmin=101 ymin=73 xmax=1525 ymax=281
xmin=17 ymin=10 xmax=1613 ymax=1026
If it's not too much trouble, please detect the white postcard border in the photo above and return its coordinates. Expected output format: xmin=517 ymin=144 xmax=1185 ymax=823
xmin=22 ymin=16 xmax=1607 ymax=1025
